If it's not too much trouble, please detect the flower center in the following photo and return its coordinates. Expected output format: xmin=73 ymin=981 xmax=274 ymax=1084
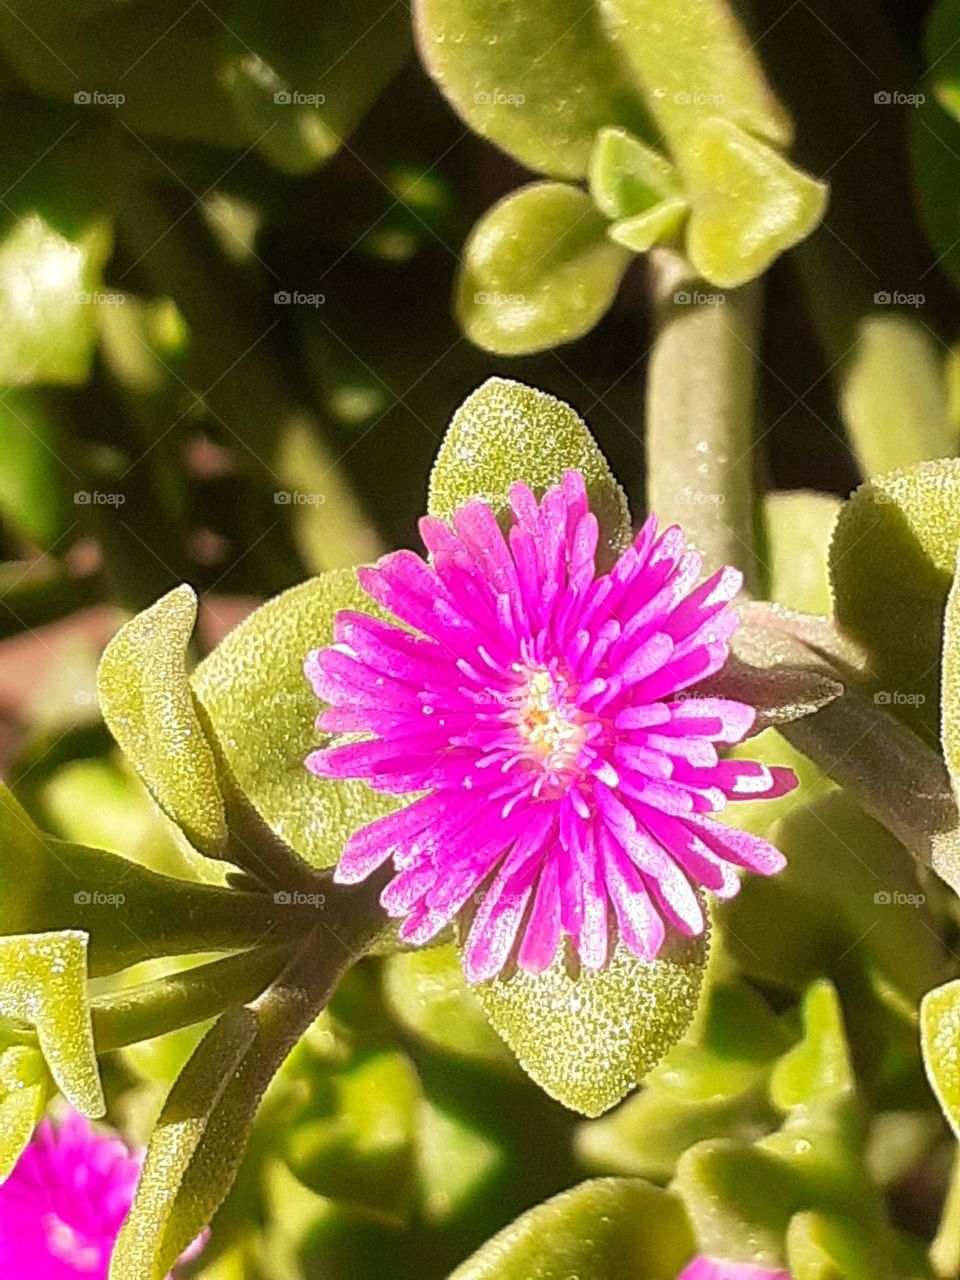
xmin=515 ymin=667 xmax=587 ymax=775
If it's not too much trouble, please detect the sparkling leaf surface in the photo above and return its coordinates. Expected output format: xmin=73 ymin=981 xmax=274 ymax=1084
xmin=0 ymin=931 xmax=103 ymax=1118
xmin=428 ymin=377 xmax=631 ymax=566
xmin=469 ymin=934 xmax=708 ymax=1117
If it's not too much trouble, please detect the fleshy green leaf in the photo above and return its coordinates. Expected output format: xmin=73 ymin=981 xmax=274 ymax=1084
xmin=97 ymin=585 xmax=227 ymax=859
xmin=113 ymin=933 xmax=361 ymax=1279
xmin=682 ymin=118 xmax=828 ymax=288
xmin=942 ymin=554 xmax=960 ymax=794
xmin=0 ymin=931 xmax=104 ymax=1117
xmin=0 ymin=214 xmax=110 ymax=385
xmin=448 ymin=1177 xmax=695 ymax=1280
xmin=596 ymin=0 xmax=792 ymax=150
xmin=469 ymin=935 xmax=708 ymax=1117
xmin=609 ymin=198 xmax=688 ymax=253
xmin=588 ymin=127 xmax=681 ymax=220
xmin=428 ymin=377 xmax=631 ymax=567
xmin=921 ymin=979 xmax=960 ymax=1137
xmin=414 ymin=0 xmax=648 ymax=179
xmin=192 ymin=569 xmax=398 ymax=871
xmin=226 ymin=0 xmax=410 ymax=174
xmin=577 ymin=983 xmax=786 ymax=1181
xmin=829 ymin=458 xmax=960 ymax=743
xmin=110 ymin=1006 xmax=258 ymax=1279
xmin=456 ymin=183 xmax=630 ymax=355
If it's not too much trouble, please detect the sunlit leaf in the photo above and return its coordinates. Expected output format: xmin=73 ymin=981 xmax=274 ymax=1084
xmin=98 ymin=585 xmax=227 ymax=859
xmin=0 ymin=214 xmax=109 ymax=385
xmin=470 ymin=935 xmax=708 ymax=1117
xmin=588 ymin=127 xmax=681 ymax=219
xmin=0 ymin=783 xmax=310 ymax=975
xmin=682 ymin=119 xmax=827 ymax=288
xmin=0 ymin=931 xmax=103 ymax=1117
xmin=193 ymin=569 xmax=398 ymax=871
xmin=596 ymin=0 xmax=792 ymax=150
xmin=456 ymin=183 xmax=630 ymax=355
xmin=449 ymin=1176 xmax=694 ymax=1279
xmin=921 ymin=979 xmax=960 ymax=1137
xmin=415 ymin=0 xmax=648 ymax=179
xmin=110 ymin=1006 xmax=258 ymax=1279
xmin=428 ymin=377 xmax=631 ymax=566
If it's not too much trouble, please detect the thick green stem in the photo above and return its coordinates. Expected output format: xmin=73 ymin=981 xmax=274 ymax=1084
xmin=91 ymin=941 xmax=297 ymax=1051
xmin=645 ymin=249 xmax=761 ymax=592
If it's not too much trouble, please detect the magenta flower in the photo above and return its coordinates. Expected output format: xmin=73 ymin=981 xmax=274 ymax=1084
xmin=306 ymin=471 xmax=795 ymax=982
xmin=678 ymin=1259 xmax=791 ymax=1280
xmin=0 ymin=1108 xmax=205 ymax=1278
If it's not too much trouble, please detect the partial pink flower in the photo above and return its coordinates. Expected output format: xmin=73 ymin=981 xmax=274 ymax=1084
xmin=678 ymin=1258 xmax=791 ymax=1280
xmin=0 ymin=1108 xmax=206 ymax=1278
xmin=306 ymin=471 xmax=795 ymax=981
